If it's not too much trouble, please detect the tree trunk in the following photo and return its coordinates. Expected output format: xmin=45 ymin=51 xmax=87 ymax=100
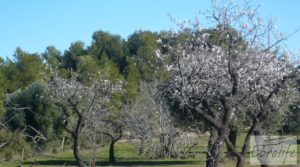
xmin=91 ymin=159 xmax=96 ymax=167
xmin=90 ymin=159 xmax=96 ymax=167
xmin=90 ymin=144 xmax=96 ymax=167
xmin=60 ymin=136 xmax=65 ymax=150
xmin=138 ymin=134 xmax=145 ymax=155
xmin=73 ymin=134 xmax=85 ymax=167
xmin=109 ymin=140 xmax=116 ymax=164
xmin=234 ymin=121 xmax=257 ymax=167
xmin=206 ymin=127 xmax=222 ymax=167
xmin=104 ymin=127 xmax=122 ymax=164
xmin=91 ymin=129 xmax=97 ymax=167
xmin=236 ymin=156 xmax=245 ymax=167
xmin=129 ymin=131 xmax=134 ymax=141
xmin=226 ymin=128 xmax=237 ymax=160
xmin=159 ymin=133 xmax=166 ymax=158
xmin=254 ymin=129 xmax=272 ymax=167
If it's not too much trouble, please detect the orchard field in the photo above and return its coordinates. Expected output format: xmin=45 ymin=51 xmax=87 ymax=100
xmin=0 ymin=1 xmax=300 ymax=167
xmin=1 ymin=134 xmax=299 ymax=167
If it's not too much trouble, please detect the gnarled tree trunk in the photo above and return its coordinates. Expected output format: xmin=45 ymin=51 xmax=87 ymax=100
xmin=73 ymin=133 xmax=85 ymax=167
xmin=138 ymin=134 xmax=145 ymax=155
xmin=254 ymin=129 xmax=271 ymax=167
xmin=226 ymin=128 xmax=237 ymax=160
xmin=206 ymin=127 xmax=222 ymax=167
xmin=104 ymin=127 xmax=123 ymax=164
xmin=109 ymin=140 xmax=116 ymax=164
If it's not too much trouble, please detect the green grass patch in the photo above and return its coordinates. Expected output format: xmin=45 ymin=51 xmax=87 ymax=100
xmin=1 ymin=135 xmax=299 ymax=167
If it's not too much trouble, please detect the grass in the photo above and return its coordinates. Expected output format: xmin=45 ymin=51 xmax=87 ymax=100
xmin=0 ymin=142 xmax=204 ymax=167
xmin=1 ymin=135 xmax=299 ymax=167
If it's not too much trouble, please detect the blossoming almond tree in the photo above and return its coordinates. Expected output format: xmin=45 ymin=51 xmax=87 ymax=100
xmin=160 ymin=1 xmax=299 ymax=167
xmin=124 ymin=82 xmax=199 ymax=158
xmin=48 ymin=71 xmax=123 ymax=167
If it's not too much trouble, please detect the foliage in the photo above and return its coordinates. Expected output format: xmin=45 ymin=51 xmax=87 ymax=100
xmin=62 ymin=41 xmax=86 ymax=71
xmin=2 ymin=48 xmax=45 ymax=93
xmin=0 ymin=129 xmax=31 ymax=161
xmin=282 ymin=103 xmax=300 ymax=135
xmin=127 ymin=31 xmax=167 ymax=81
xmin=42 ymin=46 xmax=62 ymax=69
xmin=89 ymin=30 xmax=127 ymax=72
xmin=124 ymin=58 xmax=140 ymax=100
xmin=0 ymin=60 xmax=7 ymax=116
xmin=77 ymin=56 xmax=99 ymax=83
xmin=4 ymin=83 xmax=59 ymax=143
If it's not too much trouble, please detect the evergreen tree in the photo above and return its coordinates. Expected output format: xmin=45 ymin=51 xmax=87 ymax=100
xmin=3 ymin=48 xmax=45 ymax=93
xmin=4 ymin=83 xmax=59 ymax=143
xmin=127 ymin=31 xmax=164 ymax=81
xmin=62 ymin=41 xmax=86 ymax=71
xmin=89 ymin=30 xmax=126 ymax=72
xmin=124 ymin=58 xmax=140 ymax=100
xmin=42 ymin=46 xmax=62 ymax=69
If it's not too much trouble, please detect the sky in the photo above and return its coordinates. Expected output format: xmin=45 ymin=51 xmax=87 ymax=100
xmin=0 ymin=0 xmax=299 ymax=58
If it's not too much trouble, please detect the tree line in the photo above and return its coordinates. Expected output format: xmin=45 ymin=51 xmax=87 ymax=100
xmin=0 ymin=1 xmax=299 ymax=167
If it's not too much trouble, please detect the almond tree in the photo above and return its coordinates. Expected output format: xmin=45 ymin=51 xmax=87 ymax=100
xmin=160 ymin=1 xmax=299 ymax=167
xmin=123 ymin=84 xmax=155 ymax=155
xmin=124 ymin=82 xmax=198 ymax=158
xmin=81 ymin=104 xmax=106 ymax=167
xmin=102 ymin=118 xmax=123 ymax=164
xmin=48 ymin=72 xmax=122 ymax=167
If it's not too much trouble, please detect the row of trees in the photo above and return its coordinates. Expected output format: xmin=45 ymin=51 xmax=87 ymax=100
xmin=0 ymin=28 xmax=193 ymax=166
xmin=0 ymin=1 xmax=299 ymax=167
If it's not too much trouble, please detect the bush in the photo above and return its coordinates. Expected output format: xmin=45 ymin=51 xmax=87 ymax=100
xmin=4 ymin=151 xmax=13 ymax=161
xmin=0 ymin=129 xmax=31 ymax=161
